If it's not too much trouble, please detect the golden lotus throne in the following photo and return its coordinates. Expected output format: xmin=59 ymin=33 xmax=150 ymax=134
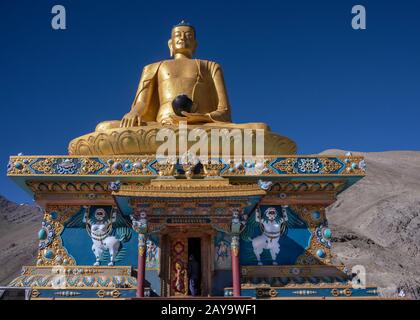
xmin=68 ymin=22 xmax=296 ymax=156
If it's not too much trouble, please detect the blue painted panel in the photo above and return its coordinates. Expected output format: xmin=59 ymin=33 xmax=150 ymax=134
xmin=240 ymin=206 xmax=312 ymax=265
xmin=238 ymin=287 xmax=378 ymax=298
xmin=35 ymin=289 xmax=137 ymax=299
xmin=145 ymin=270 xmax=161 ymax=296
xmin=61 ymin=206 xmax=138 ymax=267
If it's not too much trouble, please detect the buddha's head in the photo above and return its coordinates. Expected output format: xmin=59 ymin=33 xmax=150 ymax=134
xmin=168 ymin=21 xmax=197 ymax=58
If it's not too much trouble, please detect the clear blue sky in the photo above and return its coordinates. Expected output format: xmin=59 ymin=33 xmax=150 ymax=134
xmin=1 ymin=0 xmax=419 ymax=204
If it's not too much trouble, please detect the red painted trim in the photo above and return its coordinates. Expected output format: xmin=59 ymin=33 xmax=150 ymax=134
xmin=137 ymin=250 xmax=146 ymax=298
xmin=232 ymin=249 xmax=241 ymax=297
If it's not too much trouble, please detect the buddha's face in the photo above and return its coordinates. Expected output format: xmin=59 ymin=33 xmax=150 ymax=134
xmin=169 ymin=26 xmax=197 ymax=58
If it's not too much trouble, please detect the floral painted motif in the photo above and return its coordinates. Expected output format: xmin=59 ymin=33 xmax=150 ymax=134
xmin=108 ymin=180 xmax=121 ymax=191
xmin=295 ymin=158 xmax=321 ymax=174
xmin=38 ymin=221 xmax=55 ymax=250
xmin=121 ymin=160 xmax=133 ymax=173
xmin=315 ymin=223 xmax=332 ymax=249
xmin=52 ymin=159 xmax=82 ymax=175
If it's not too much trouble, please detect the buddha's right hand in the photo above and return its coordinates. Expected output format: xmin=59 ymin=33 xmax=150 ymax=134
xmin=121 ymin=111 xmax=142 ymax=127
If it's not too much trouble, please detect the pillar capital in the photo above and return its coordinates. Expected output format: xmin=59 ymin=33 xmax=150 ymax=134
xmin=130 ymin=210 xmax=148 ymax=234
xmin=231 ymin=235 xmax=240 ymax=257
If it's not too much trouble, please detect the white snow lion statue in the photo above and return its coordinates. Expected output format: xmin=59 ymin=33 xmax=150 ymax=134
xmin=82 ymin=207 xmax=130 ymax=266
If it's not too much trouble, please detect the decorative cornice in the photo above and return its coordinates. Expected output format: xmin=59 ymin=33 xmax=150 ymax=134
xmin=241 ymin=265 xmax=348 ymax=278
xmin=114 ymin=178 xmax=266 ymax=198
xmin=26 ymin=181 xmax=111 ymax=193
xmin=7 ymin=155 xmax=366 ymax=178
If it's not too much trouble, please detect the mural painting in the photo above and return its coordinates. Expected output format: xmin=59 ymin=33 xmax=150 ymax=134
xmin=240 ymin=206 xmax=312 ymax=266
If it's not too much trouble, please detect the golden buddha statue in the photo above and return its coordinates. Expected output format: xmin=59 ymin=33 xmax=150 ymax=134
xmin=68 ymin=22 xmax=296 ymax=156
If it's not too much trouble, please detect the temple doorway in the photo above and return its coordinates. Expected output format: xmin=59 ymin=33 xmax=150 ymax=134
xmin=187 ymin=237 xmax=201 ymax=296
xmin=160 ymin=227 xmax=214 ymax=297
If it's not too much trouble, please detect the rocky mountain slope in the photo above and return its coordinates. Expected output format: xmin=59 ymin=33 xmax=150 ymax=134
xmin=0 ymin=196 xmax=42 ymax=286
xmin=1 ymin=150 xmax=419 ymax=299
xmin=323 ymin=150 xmax=420 ymax=299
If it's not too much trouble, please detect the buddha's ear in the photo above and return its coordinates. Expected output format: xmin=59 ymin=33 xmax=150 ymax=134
xmin=192 ymin=41 xmax=198 ymax=56
xmin=168 ymin=39 xmax=174 ymax=57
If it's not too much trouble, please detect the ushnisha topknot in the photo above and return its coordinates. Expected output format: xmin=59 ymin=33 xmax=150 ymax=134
xmin=172 ymin=20 xmax=196 ymax=38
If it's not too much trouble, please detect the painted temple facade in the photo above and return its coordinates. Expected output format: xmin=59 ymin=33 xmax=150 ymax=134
xmin=7 ymin=155 xmax=378 ymax=299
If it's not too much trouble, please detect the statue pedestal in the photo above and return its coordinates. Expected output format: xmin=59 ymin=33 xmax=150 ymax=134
xmin=68 ymin=125 xmax=297 ymax=156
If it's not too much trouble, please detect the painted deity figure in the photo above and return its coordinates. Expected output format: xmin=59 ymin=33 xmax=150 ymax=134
xmin=146 ymin=239 xmax=158 ymax=268
xmin=83 ymin=208 xmax=121 ymax=266
xmin=174 ymin=262 xmax=186 ymax=293
xmin=216 ymin=240 xmax=229 ymax=263
xmin=252 ymin=207 xmax=288 ymax=265
xmin=130 ymin=210 xmax=147 ymax=233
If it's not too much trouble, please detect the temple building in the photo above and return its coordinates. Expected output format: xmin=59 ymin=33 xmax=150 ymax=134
xmin=6 ymin=22 xmax=378 ymax=299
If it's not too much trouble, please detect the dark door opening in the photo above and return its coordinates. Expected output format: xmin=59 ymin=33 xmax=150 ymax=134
xmin=187 ymin=237 xmax=201 ymax=296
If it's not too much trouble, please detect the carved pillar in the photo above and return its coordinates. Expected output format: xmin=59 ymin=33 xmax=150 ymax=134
xmin=131 ymin=209 xmax=148 ymax=298
xmin=230 ymin=208 xmax=242 ymax=297
xmin=137 ymin=233 xmax=146 ymax=298
xmin=231 ymin=235 xmax=241 ymax=297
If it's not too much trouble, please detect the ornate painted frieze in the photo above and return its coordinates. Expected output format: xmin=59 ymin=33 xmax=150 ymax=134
xmin=7 ymin=155 xmax=366 ymax=177
xmin=263 ymin=180 xmax=347 ymax=193
xmin=239 ymin=264 xmax=352 ymax=291
xmin=9 ymin=266 xmax=138 ymax=299
xmin=270 ymin=157 xmax=365 ymax=175
xmin=26 ymin=181 xmax=110 ymax=193
xmin=36 ymin=206 xmax=80 ymax=266
xmin=226 ymin=286 xmax=378 ymax=298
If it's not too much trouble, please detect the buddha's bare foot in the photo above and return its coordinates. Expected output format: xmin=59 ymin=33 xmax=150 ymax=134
xmin=95 ymin=120 xmax=121 ymax=132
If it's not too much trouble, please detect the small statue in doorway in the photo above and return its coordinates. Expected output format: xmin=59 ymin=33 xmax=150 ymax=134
xmin=174 ymin=261 xmax=186 ymax=294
